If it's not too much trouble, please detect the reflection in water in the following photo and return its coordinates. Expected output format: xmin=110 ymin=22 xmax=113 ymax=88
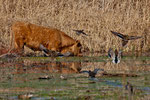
xmin=10 ymin=95 xmax=56 ymax=100
xmin=81 ymin=59 xmax=150 ymax=73
xmin=104 ymin=80 xmax=122 ymax=88
xmin=0 ymin=57 xmax=150 ymax=99
xmin=14 ymin=61 xmax=81 ymax=74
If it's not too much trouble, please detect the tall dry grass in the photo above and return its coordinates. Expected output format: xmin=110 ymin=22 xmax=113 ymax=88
xmin=0 ymin=0 xmax=150 ymax=54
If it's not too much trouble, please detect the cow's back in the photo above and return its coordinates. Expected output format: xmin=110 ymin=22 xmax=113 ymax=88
xmin=12 ymin=21 xmax=61 ymax=43
xmin=12 ymin=21 xmax=61 ymax=51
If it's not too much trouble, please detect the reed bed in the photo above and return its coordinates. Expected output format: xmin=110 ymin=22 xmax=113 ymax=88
xmin=0 ymin=0 xmax=150 ymax=54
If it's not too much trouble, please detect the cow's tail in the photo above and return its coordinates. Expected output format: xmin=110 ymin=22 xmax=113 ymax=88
xmin=0 ymin=27 xmax=14 ymax=58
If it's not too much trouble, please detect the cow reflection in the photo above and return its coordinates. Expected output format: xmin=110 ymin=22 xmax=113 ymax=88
xmin=14 ymin=62 xmax=81 ymax=74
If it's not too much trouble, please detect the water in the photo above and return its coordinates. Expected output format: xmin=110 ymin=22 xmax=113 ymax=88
xmin=0 ymin=56 xmax=150 ymax=100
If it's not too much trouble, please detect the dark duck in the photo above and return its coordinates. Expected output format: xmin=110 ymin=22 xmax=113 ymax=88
xmin=80 ymin=68 xmax=104 ymax=78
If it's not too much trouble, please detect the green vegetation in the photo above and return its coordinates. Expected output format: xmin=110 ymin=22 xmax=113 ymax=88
xmin=0 ymin=57 xmax=150 ymax=99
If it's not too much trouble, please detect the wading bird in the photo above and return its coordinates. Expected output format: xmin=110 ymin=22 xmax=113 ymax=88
xmin=80 ymin=68 xmax=104 ymax=78
xmin=110 ymin=31 xmax=142 ymax=47
xmin=125 ymin=82 xmax=134 ymax=94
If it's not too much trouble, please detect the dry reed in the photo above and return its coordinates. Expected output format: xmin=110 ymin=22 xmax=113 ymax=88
xmin=0 ymin=0 xmax=150 ymax=55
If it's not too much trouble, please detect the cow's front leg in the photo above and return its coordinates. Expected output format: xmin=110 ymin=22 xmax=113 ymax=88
xmin=13 ymin=38 xmax=25 ymax=56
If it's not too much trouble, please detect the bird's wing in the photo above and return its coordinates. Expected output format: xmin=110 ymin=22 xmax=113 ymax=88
xmin=56 ymin=52 xmax=64 ymax=56
xmin=73 ymin=30 xmax=77 ymax=32
xmin=122 ymin=40 xmax=128 ymax=47
xmin=81 ymin=31 xmax=88 ymax=35
xmin=39 ymin=44 xmax=49 ymax=54
xmin=79 ymin=30 xmax=84 ymax=32
xmin=80 ymin=71 xmax=89 ymax=73
xmin=110 ymin=31 xmax=125 ymax=39
xmin=73 ymin=30 xmax=88 ymax=36
xmin=93 ymin=68 xmax=104 ymax=73
xmin=128 ymin=36 xmax=142 ymax=40
xmin=111 ymin=50 xmax=116 ymax=60
xmin=73 ymin=30 xmax=81 ymax=35
xmin=39 ymin=44 xmax=47 ymax=50
xmin=108 ymin=48 xmax=114 ymax=58
xmin=73 ymin=29 xmax=84 ymax=32
xmin=118 ymin=50 xmax=122 ymax=59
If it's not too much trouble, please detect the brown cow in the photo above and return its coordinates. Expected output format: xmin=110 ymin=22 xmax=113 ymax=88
xmin=11 ymin=21 xmax=82 ymax=56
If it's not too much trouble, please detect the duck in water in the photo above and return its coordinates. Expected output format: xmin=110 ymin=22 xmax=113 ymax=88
xmin=80 ymin=68 xmax=104 ymax=78
xmin=108 ymin=48 xmax=122 ymax=64
xmin=125 ymin=82 xmax=134 ymax=94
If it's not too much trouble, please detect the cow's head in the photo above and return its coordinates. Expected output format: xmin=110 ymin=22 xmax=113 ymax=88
xmin=71 ymin=40 xmax=82 ymax=56
xmin=61 ymin=40 xmax=82 ymax=56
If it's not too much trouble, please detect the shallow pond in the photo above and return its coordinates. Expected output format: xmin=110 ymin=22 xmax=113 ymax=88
xmin=0 ymin=56 xmax=150 ymax=100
